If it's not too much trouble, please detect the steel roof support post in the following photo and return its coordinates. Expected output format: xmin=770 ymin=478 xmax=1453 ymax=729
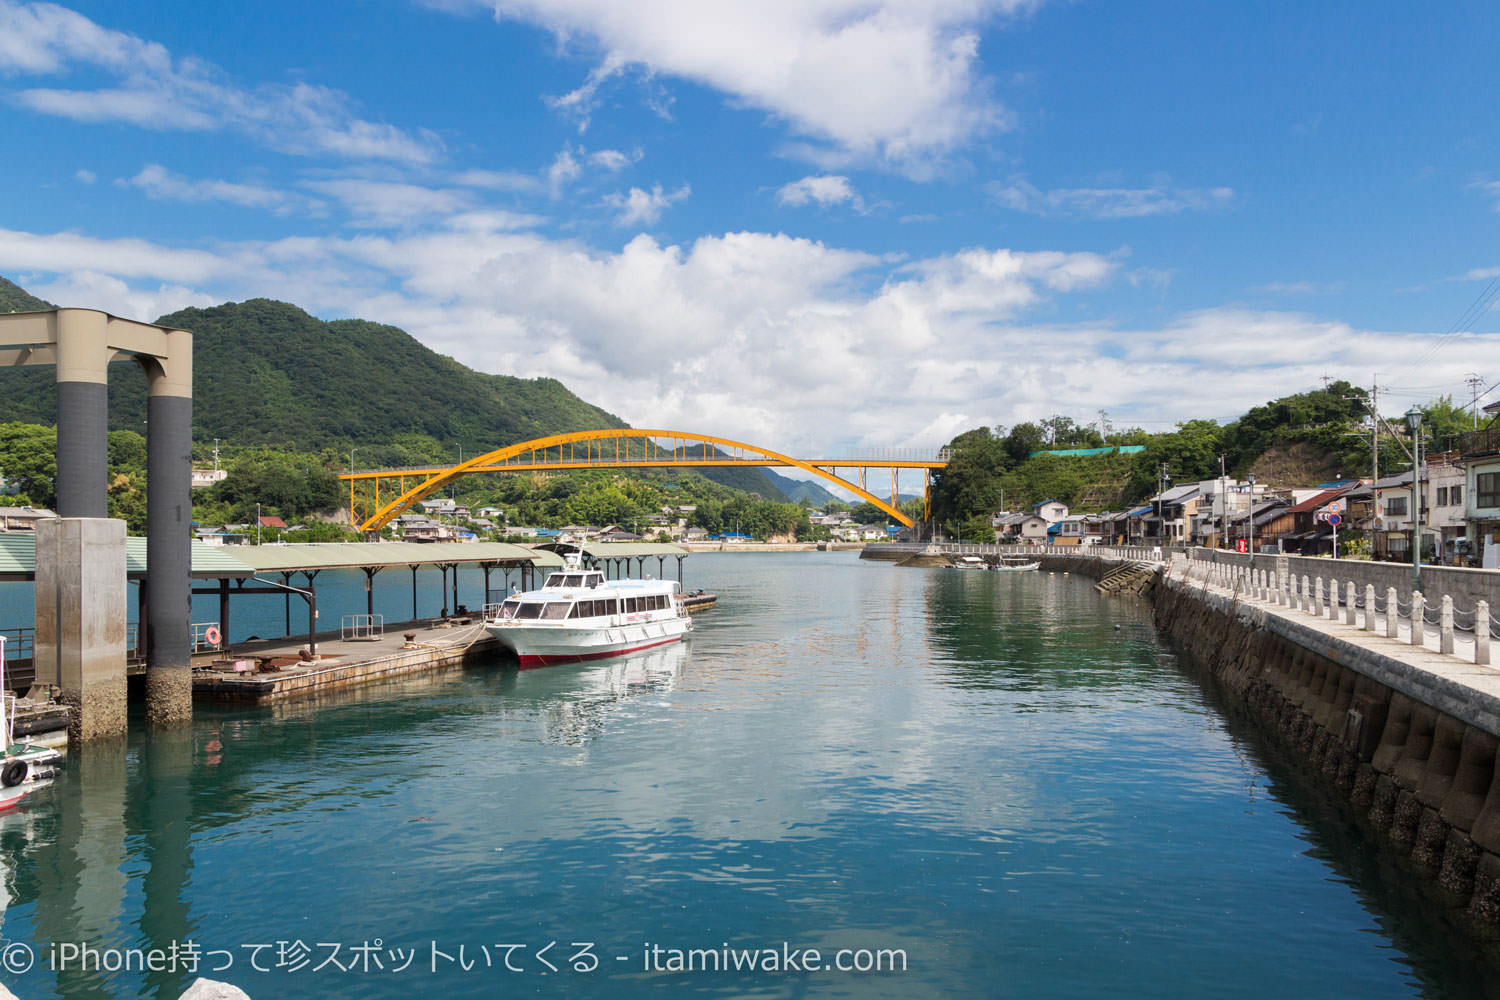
xmin=218 ymin=579 xmax=230 ymax=650
xmin=282 ymin=572 xmax=293 ymax=636
xmin=363 ymin=566 xmax=379 ymax=617
xmin=410 ymin=565 xmax=420 ymax=620
xmin=144 ymin=345 xmax=193 ymax=727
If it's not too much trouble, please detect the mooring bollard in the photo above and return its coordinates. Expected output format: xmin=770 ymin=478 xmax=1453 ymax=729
xmin=1386 ymin=587 xmax=1399 ymax=639
xmin=1411 ymin=591 xmax=1424 ymax=648
xmin=1364 ymin=584 xmax=1375 ymax=631
xmin=1478 ymin=601 xmax=1491 ymax=666
xmin=1345 ymin=581 xmax=1357 ymax=626
xmin=1440 ymin=596 xmax=1454 ymax=656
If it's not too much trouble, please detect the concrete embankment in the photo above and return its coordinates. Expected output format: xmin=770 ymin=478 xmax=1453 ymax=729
xmin=1152 ymin=565 xmax=1500 ymax=926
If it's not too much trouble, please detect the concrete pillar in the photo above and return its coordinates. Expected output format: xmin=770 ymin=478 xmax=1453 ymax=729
xmin=53 ymin=311 xmax=111 ymax=518
xmin=33 ymin=518 xmax=128 ymax=743
xmin=1440 ymin=596 xmax=1455 ymax=656
xmin=144 ymin=353 xmax=193 ymax=727
xmin=1327 ymin=578 xmax=1338 ymax=621
xmin=1345 ymin=581 xmax=1357 ymax=626
xmin=1478 ymin=601 xmax=1491 ymax=666
xmin=1411 ymin=592 xmax=1425 ymax=648
xmin=1365 ymin=584 xmax=1376 ymax=631
xmin=1387 ymin=587 xmax=1399 ymax=639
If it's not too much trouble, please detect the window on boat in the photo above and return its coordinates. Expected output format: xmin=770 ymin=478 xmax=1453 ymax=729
xmin=500 ymin=600 xmax=520 ymax=619
xmin=514 ymin=602 xmax=544 ymax=619
xmin=564 ymin=574 xmax=586 ymax=587
xmin=540 ymin=602 xmax=571 ymax=620
xmin=626 ymin=596 xmax=639 ymax=613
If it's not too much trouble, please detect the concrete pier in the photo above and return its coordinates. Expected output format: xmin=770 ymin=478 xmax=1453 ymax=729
xmin=33 ymin=518 xmax=128 ymax=743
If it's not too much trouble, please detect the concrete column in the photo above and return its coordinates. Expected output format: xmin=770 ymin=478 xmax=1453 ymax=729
xmin=1386 ymin=587 xmax=1399 ymax=639
xmin=1478 ymin=601 xmax=1491 ymax=666
xmin=1315 ymin=577 xmax=1325 ymax=617
xmin=1345 ymin=581 xmax=1357 ymax=626
xmin=1440 ymin=596 xmax=1455 ymax=656
xmin=1411 ymin=592 xmax=1425 ymax=648
xmin=1365 ymin=584 xmax=1376 ymax=631
xmin=144 ymin=354 xmax=193 ymax=727
xmin=53 ymin=310 xmax=111 ymax=518
xmin=1327 ymin=579 xmax=1338 ymax=621
xmin=33 ymin=517 xmax=127 ymax=743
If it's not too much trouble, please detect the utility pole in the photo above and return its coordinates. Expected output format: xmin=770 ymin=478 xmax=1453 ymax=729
xmin=1468 ymin=373 xmax=1485 ymax=430
xmin=1157 ymin=462 xmax=1171 ymax=545
xmin=212 ymin=437 xmax=220 ymax=475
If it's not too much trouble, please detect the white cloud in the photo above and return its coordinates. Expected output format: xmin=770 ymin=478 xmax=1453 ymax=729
xmin=776 ymin=174 xmax=864 ymax=210
xmin=448 ymin=0 xmax=1040 ymax=171
xmin=546 ymin=149 xmax=582 ymax=197
xmin=605 ymin=183 xmax=689 ymax=226
xmin=1252 ymin=280 xmax=1346 ymax=295
xmin=73 ymin=168 xmax=94 ymax=184
xmin=7 ymin=223 xmax=1496 ymax=459
xmin=120 ymin=164 xmax=310 ymax=215
xmin=992 ymin=179 xmax=1235 ymax=219
xmin=589 ymin=148 xmax=637 ymax=171
xmin=0 ymin=1 xmax=440 ymax=163
xmin=298 ymin=179 xmax=476 ymax=228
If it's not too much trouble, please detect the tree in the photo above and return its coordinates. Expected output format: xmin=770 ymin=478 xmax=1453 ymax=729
xmin=0 ymin=423 xmax=57 ymax=508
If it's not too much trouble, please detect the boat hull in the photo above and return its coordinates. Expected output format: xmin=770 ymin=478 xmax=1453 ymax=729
xmin=485 ymin=618 xmax=692 ymax=668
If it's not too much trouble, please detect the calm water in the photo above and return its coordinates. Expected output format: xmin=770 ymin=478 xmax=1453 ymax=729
xmin=0 ymin=551 xmax=1497 ymax=998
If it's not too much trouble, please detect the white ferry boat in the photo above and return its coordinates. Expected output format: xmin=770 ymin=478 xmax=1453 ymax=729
xmin=484 ymin=556 xmax=692 ymax=667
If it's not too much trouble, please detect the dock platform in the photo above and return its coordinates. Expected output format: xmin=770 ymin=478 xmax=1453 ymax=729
xmin=191 ymin=616 xmax=501 ymax=704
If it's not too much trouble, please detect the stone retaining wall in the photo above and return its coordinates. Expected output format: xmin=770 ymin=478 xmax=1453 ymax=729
xmin=1154 ymin=578 xmax=1500 ymax=926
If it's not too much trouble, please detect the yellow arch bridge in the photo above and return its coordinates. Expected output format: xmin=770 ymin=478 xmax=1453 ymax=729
xmin=341 ymin=429 xmax=951 ymax=533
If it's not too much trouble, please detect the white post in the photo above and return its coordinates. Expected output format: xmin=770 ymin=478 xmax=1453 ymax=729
xmin=1411 ymin=591 xmax=1424 ymax=648
xmin=1387 ymin=587 xmax=1399 ymax=639
xmin=1478 ymin=601 xmax=1491 ymax=666
xmin=1440 ymin=596 xmax=1454 ymax=655
xmin=1364 ymin=584 xmax=1376 ymax=631
xmin=1345 ymin=581 xmax=1357 ymax=626
xmin=1314 ymin=577 xmax=1325 ymax=616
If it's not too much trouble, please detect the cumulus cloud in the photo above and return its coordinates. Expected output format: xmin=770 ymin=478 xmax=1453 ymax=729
xmin=445 ymin=0 xmax=1039 ymax=171
xmin=992 ymin=179 xmax=1235 ymax=219
xmin=605 ymin=183 xmax=690 ymax=226
xmin=776 ymin=174 xmax=864 ymax=210
xmin=0 ymin=1 xmax=440 ymax=163
xmin=5 ymin=223 xmax=1495 ymax=458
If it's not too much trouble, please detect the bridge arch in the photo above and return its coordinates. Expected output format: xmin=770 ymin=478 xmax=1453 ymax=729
xmin=349 ymin=429 xmax=919 ymax=532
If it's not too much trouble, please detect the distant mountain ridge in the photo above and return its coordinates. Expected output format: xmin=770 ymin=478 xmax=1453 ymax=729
xmin=0 ymin=279 xmax=827 ymax=503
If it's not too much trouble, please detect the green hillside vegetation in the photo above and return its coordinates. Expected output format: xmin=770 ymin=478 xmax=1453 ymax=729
xmin=929 ymin=381 xmax=1428 ymax=541
xmin=0 ymin=276 xmax=54 ymax=313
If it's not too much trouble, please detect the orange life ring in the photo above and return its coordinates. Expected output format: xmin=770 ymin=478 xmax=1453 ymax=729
xmin=205 ymin=626 xmax=222 ymax=646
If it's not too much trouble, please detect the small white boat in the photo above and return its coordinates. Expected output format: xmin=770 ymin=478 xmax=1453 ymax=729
xmin=949 ymin=555 xmax=989 ymax=570
xmin=484 ymin=554 xmax=692 ymax=667
xmin=994 ymin=556 xmax=1040 ymax=572
xmin=0 ymin=638 xmax=63 ymax=809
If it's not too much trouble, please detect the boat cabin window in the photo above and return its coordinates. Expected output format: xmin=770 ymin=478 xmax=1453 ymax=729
xmin=513 ymin=602 xmax=544 ymax=619
xmin=500 ymin=600 xmax=520 ymax=619
xmin=540 ymin=602 xmax=571 ymax=620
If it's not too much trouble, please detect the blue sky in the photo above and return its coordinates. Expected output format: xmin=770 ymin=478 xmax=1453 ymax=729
xmin=2 ymin=0 xmax=1500 ymax=456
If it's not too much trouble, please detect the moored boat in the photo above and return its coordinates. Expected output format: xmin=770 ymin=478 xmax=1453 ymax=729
xmin=0 ymin=638 xmax=63 ymax=808
xmin=484 ymin=555 xmax=692 ymax=667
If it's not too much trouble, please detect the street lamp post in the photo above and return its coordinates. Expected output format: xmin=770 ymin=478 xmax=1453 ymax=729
xmin=1245 ymin=473 xmax=1256 ymax=554
xmin=256 ymin=501 xmax=262 ymax=546
xmin=1406 ymin=406 xmax=1423 ymax=592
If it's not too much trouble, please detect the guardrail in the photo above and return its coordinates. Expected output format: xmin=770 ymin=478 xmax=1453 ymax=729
xmin=1170 ymin=555 xmax=1494 ymax=667
xmin=877 ymin=542 xmax=1167 ymax=562
xmin=340 ymin=614 xmax=384 ymax=641
xmin=191 ymin=621 xmax=222 ymax=652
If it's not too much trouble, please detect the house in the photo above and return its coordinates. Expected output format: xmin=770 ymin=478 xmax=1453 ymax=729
xmin=1033 ymin=499 xmax=1069 ymax=523
xmin=1369 ymin=471 xmax=1428 ymax=561
xmin=1048 ymin=516 xmax=1097 ymax=546
xmin=191 ymin=468 xmax=227 ymax=489
xmin=1461 ymin=410 xmax=1500 ymax=567
xmin=256 ymin=514 xmax=287 ymax=530
xmin=1146 ymin=485 xmax=1202 ymax=543
xmin=0 ymin=506 xmax=56 ymax=531
xmin=1260 ymin=486 xmax=1355 ymax=556
xmin=1426 ymin=455 xmax=1467 ymax=562
xmin=683 ymin=527 xmax=709 ymax=541
xmin=994 ymin=512 xmax=1048 ymax=543
xmin=599 ymin=527 xmax=643 ymax=542
xmin=194 ymin=527 xmax=247 ymax=546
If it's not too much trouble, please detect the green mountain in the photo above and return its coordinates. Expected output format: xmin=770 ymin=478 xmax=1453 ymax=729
xmin=0 ymin=282 xmax=799 ymax=501
xmin=0 ymin=276 xmax=53 ymax=313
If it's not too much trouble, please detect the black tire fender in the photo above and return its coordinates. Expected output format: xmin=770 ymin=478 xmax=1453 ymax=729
xmin=2 ymin=761 xmax=28 ymax=787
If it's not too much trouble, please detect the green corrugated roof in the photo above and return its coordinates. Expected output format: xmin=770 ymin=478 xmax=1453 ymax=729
xmin=0 ymin=533 xmax=256 ymax=579
xmin=225 ymin=541 xmax=557 ymax=574
xmin=0 ymin=535 xmax=559 ymax=580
